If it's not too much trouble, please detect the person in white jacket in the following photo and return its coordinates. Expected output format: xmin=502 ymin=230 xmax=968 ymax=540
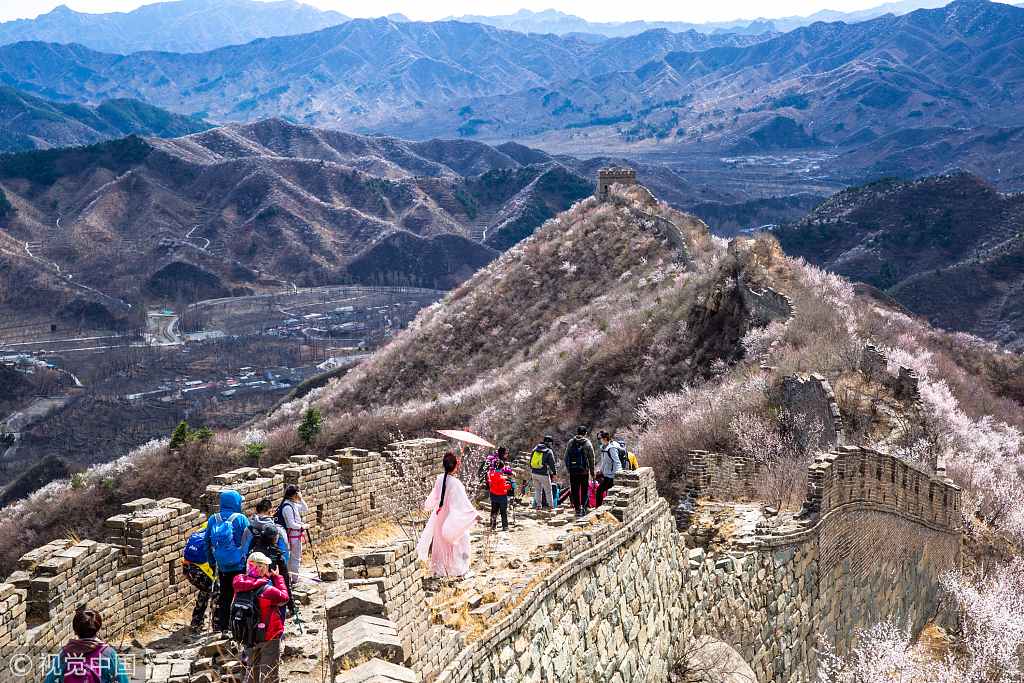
xmin=278 ymin=485 xmax=308 ymax=579
xmin=596 ymin=430 xmax=623 ymax=507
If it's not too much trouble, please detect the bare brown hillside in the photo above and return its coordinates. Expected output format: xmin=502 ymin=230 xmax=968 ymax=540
xmin=0 ymin=120 xmax=595 ymax=319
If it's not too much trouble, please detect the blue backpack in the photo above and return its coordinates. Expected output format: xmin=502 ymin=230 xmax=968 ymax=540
xmin=183 ymin=528 xmax=207 ymax=564
xmin=209 ymin=512 xmax=244 ymax=571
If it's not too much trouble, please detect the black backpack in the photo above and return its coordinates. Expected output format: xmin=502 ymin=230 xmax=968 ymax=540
xmin=230 ymin=583 xmax=269 ymax=646
xmin=273 ymin=501 xmax=293 ymax=529
xmin=565 ymin=439 xmax=588 ymax=470
xmin=616 ymin=444 xmax=630 ymax=471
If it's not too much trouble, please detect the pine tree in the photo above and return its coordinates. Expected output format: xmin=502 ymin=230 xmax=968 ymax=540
xmin=169 ymin=420 xmax=191 ymax=449
xmin=297 ymin=407 xmax=323 ymax=446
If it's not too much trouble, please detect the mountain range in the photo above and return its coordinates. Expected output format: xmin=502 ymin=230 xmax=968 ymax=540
xmin=0 ymin=86 xmax=210 ymax=152
xmin=0 ymin=0 xmax=1019 ymax=194
xmin=0 ymin=0 xmax=348 ymax=54
xmin=0 ymin=0 xmax=962 ymax=56
xmin=774 ymin=172 xmax=1024 ymax=348
xmin=0 ymin=18 xmax=773 ymax=135
xmin=449 ymin=0 xmax=951 ymax=37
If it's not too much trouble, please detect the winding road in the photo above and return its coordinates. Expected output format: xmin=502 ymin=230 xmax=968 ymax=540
xmin=185 ymin=224 xmax=211 ymax=250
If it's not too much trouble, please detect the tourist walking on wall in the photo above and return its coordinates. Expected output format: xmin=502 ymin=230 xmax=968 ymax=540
xmin=206 ymin=489 xmax=251 ymax=633
xmin=182 ymin=521 xmax=215 ymax=634
xmin=417 ymin=451 xmax=481 ymax=576
xmin=244 ymin=499 xmax=295 ymax=616
xmin=232 ymin=552 xmax=290 ymax=683
xmin=43 ymin=605 xmax=131 ymax=683
xmin=564 ymin=426 xmax=596 ymax=518
xmin=596 ymin=431 xmax=624 ymax=506
xmin=530 ymin=435 xmax=557 ymax=511
xmin=276 ymin=485 xmax=308 ymax=580
xmin=487 ymin=447 xmax=514 ymax=531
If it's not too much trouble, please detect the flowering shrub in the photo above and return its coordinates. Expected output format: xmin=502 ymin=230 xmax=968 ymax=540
xmin=818 ymin=561 xmax=1024 ymax=683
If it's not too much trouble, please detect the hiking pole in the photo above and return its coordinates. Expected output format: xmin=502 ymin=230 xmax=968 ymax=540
xmin=303 ymin=527 xmax=322 ymax=578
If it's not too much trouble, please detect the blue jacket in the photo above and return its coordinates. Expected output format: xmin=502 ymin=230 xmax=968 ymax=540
xmin=43 ymin=640 xmax=130 ymax=683
xmin=204 ymin=489 xmax=250 ymax=573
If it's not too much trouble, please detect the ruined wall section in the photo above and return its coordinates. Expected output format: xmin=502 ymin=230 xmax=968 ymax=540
xmin=0 ymin=439 xmax=449 ymax=673
xmin=860 ymin=343 xmax=921 ymax=403
xmin=782 ymin=373 xmax=844 ymax=447
xmin=430 ymin=449 xmax=961 ymax=683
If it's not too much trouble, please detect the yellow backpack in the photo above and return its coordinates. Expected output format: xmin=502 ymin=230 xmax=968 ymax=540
xmin=530 ymin=450 xmax=545 ymax=469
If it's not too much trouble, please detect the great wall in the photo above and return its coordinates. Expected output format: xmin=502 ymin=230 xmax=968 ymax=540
xmin=0 ymin=179 xmax=964 ymax=683
xmin=0 ymin=414 xmax=961 ymax=683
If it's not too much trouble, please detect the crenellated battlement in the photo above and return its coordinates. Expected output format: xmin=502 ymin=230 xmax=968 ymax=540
xmin=806 ymin=445 xmax=959 ymax=529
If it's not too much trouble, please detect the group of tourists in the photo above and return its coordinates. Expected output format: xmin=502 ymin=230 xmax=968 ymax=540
xmin=45 ymin=426 xmax=637 ymax=681
xmin=525 ymin=425 xmax=638 ymax=518
xmin=45 ymin=486 xmax=310 ymax=683
xmin=417 ymin=425 xmax=638 ymax=577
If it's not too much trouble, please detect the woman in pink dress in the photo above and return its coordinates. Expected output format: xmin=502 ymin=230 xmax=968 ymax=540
xmin=416 ymin=451 xmax=480 ymax=577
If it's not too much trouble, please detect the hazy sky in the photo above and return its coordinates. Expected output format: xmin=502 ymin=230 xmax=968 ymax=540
xmin=0 ymin=0 xmax=916 ymax=24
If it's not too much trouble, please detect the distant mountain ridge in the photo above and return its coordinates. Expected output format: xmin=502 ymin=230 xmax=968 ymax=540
xmin=450 ymin=0 xmax=952 ymax=37
xmin=773 ymin=172 xmax=1024 ymax=348
xmin=0 ymin=18 xmax=772 ymax=135
xmin=0 ymin=0 xmax=1020 ymax=190
xmin=0 ymin=86 xmax=211 ymax=151
xmin=0 ymin=0 xmax=349 ymax=53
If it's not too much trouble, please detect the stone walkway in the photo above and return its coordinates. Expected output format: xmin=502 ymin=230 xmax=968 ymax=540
xmin=131 ymin=501 xmax=590 ymax=682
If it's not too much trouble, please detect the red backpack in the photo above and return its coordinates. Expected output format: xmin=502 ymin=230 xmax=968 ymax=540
xmin=487 ymin=469 xmax=510 ymax=496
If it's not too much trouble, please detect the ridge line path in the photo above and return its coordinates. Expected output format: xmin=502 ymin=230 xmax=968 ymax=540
xmin=22 ymin=215 xmax=132 ymax=311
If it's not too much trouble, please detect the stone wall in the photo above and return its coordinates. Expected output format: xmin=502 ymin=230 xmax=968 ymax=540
xmin=0 ymin=439 xmax=449 ymax=681
xmin=0 ymin=437 xmax=961 ymax=683
xmin=741 ymin=283 xmax=794 ymax=325
xmin=427 ymin=449 xmax=961 ymax=683
xmin=860 ymin=344 xmax=921 ymax=403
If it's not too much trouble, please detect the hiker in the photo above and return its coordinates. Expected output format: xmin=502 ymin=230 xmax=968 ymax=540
xmin=43 ymin=605 xmax=130 ymax=683
xmin=243 ymin=499 xmax=295 ymax=615
xmin=487 ymin=447 xmax=513 ymax=531
xmin=205 ymin=489 xmax=250 ymax=633
xmin=416 ymin=451 xmax=480 ymax=577
xmin=275 ymin=485 xmax=308 ymax=580
xmin=564 ymin=425 xmax=596 ymax=518
xmin=182 ymin=521 xmax=215 ymax=634
xmin=596 ymin=431 xmax=624 ymax=507
xmin=232 ymin=552 xmax=290 ymax=683
xmin=529 ymin=435 xmax=557 ymax=511
xmin=240 ymin=499 xmax=288 ymax=565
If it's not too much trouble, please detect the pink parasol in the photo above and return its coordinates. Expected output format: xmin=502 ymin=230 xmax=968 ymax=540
xmin=436 ymin=429 xmax=496 ymax=449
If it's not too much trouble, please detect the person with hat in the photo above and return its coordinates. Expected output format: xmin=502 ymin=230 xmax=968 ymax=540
xmin=529 ymin=435 xmax=558 ymax=512
xmin=233 ymin=552 xmax=290 ymax=683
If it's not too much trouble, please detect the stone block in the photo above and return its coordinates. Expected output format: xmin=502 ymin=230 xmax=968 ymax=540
xmin=327 ymin=588 xmax=385 ymax=627
xmin=331 ymin=615 xmax=404 ymax=668
xmin=335 ymin=658 xmax=420 ymax=683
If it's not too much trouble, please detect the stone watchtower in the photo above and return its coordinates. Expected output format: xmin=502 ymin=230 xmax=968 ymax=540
xmin=596 ymin=167 xmax=637 ymax=201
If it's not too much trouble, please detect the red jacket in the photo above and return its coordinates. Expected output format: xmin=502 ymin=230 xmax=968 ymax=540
xmin=233 ymin=572 xmax=290 ymax=641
